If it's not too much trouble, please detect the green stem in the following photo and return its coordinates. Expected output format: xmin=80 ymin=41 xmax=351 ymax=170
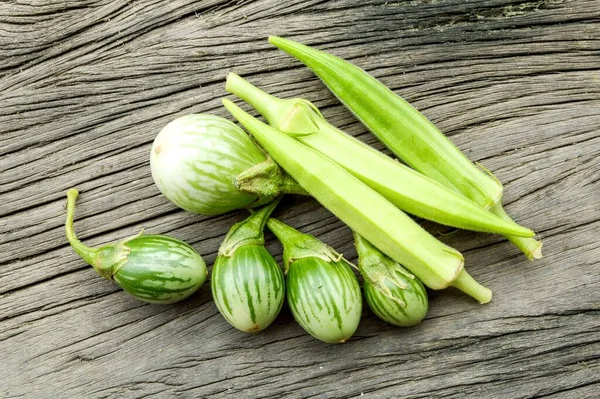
xmin=226 ymin=73 xmax=291 ymax=129
xmin=266 ymin=217 xmax=340 ymax=273
xmin=219 ymin=198 xmax=281 ymax=257
xmin=279 ymin=172 xmax=310 ymax=195
xmin=227 ymin=72 xmax=320 ymax=136
xmin=65 ymin=188 xmax=133 ymax=280
xmin=450 ymin=270 xmax=492 ymax=304
xmin=237 ymin=157 xmax=309 ymax=198
xmin=65 ymin=188 xmax=98 ymax=266
xmin=490 ymin=201 xmax=543 ymax=260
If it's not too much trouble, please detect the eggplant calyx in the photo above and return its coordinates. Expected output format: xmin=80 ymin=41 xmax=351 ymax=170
xmin=237 ymin=157 xmax=308 ymax=203
xmin=218 ymin=199 xmax=280 ymax=257
xmin=354 ymin=232 xmax=415 ymax=306
xmin=91 ymin=242 xmax=131 ymax=280
xmin=266 ymin=217 xmax=343 ymax=272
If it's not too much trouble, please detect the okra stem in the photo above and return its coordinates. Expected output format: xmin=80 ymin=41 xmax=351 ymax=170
xmin=226 ymin=73 xmax=289 ymax=127
xmin=490 ymin=202 xmax=543 ymax=260
xmin=451 ymin=271 xmax=493 ymax=304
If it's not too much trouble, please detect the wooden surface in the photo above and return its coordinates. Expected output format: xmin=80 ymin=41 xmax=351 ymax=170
xmin=1 ymin=0 xmax=599 ymax=397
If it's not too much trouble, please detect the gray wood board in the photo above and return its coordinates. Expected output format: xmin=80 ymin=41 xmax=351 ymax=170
xmin=1 ymin=0 xmax=599 ymax=397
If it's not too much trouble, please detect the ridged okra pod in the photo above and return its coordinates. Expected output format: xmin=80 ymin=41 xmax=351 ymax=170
xmin=225 ymin=73 xmax=534 ymax=238
xmin=223 ymin=98 xmax=492 ymax=303
xmin=268 ymin=36 xmax=542 ymax=260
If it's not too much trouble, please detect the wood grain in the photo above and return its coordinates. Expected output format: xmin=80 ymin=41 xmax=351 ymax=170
xmin=1 ymin=0 xmax=599 ymax=397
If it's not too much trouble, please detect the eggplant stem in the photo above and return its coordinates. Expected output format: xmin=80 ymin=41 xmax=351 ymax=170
xmin=237 ymin=157 xmax=309 ymax=198
xmin=65 ymin=188 xmax=98 ymax=266
xmin=266 ymin=217 xmax=341 ymax=272
xmin=219 ymin=198 xmax=281 ymax=257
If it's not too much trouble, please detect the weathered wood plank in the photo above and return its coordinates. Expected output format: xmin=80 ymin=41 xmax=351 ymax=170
xmin=1 ymin=0 xmax=599 ymax=397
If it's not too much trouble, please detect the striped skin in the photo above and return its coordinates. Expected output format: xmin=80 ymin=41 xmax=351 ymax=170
xmin=211 ymin=245 xmax=284 ymax=333
xmin=287 ymin=257 xmax=362 ymax=344
xmin=112 ymin=235 xmax=207 ymax=304
xmin=150 ymin=114 xmax=267 ymax=215
xmin=364 ymin=277 xmax=428 ymax=327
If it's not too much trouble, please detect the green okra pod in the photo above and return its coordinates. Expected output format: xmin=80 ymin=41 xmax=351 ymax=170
xmin=223 ymin=98 xmax=492 ymax=303
xmin=226 ymin=73 xmax=534 ymax=238
xmin=268 ymin=36 xmax=542 ymax=260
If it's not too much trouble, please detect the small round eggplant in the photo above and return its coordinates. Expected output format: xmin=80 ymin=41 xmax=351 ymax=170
xmin=355 ymin=233 xmax=428 ymax=326
xmin=363 ymin=277 xmax=428 ymax=327
xmin=65 ymin=189 xmax=207 ymax=304
xmin=286 ymin=257 xmax=362 ymax=344
xmin=212 ymin=245 xmax=284 ymax=333
xmin=211 ymin=201 xmax=284 ymax=333
xmin=150 ymin=114 xmax=305 ymax=216
xmin=268 ymin=218 xmax=362 ymax=344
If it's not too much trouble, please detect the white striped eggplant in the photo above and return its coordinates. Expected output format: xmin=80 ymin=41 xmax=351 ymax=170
xmin=267 ymin=218 xmax=362 ymax=344
xmin=211 ymin=200 xmax=285 ymax=333
xmin=65 ymin=189 xmax=207 ymax=304
xmin=150 ymin=114 xmax=306 ymax=216
xmin=354 ymin=233 xmax=428 ymax=327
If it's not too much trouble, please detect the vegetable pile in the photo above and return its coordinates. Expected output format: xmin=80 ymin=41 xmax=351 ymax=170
xmin=66 ymin=37 xmax=541 ymax=343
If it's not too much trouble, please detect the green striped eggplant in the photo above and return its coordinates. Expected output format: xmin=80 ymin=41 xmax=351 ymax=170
xmin=355 ymin=233 xmax=428 ymax=327
xmin=150 ymin=114 xmax=306 ymax=216
xmin=211 ymin=200 xmax=285 ymax=333
xmin=267 ymin=218 xmax=362 ymax=344
xmin=65 ymin=189 xmax=207 ymax=304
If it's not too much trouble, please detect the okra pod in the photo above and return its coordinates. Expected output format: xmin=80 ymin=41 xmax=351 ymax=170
xmin=223 ymin=98 xmax=492 ymax=303
xmin=268 ymin=36 xmax=542 ymax=260
xmin=226 ymin=73 xmax=534 ymax=238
